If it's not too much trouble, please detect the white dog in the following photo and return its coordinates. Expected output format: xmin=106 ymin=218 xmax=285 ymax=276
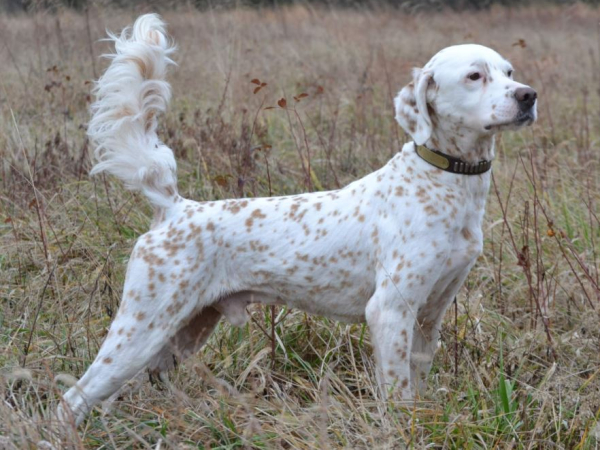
xmin=58 ymin=14 xmax=536 ymax=425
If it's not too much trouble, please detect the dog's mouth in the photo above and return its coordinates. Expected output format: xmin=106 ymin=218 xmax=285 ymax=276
xmin=484 ymin=110 xmax=536 ymax=131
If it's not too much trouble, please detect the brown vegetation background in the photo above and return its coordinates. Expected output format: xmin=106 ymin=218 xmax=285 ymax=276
xmin=0 ymin=3 xmax=599 ymax=448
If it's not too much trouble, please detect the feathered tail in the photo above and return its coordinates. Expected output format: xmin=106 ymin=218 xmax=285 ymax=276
xmin=88 ymin=14 xmax=178 ymax=209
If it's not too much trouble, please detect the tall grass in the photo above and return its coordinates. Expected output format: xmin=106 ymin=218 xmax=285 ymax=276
xmin=0 ymin=4 xmax=599 ymax=448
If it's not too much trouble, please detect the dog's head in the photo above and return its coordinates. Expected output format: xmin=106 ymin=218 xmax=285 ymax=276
xmin=395 ymin=44 xmax=537 ymax=146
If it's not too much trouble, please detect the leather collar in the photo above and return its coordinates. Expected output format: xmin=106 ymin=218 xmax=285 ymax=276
xmin=415 ymin=144 xmax=492 ymax=175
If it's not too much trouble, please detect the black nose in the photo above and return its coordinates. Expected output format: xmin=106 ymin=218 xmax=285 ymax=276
xmin=515 ymin=87 xmax=537 ymax=110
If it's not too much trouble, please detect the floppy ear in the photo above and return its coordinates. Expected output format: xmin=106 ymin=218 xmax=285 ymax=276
xmin=394 ymin=68 xmax=435 ymax=145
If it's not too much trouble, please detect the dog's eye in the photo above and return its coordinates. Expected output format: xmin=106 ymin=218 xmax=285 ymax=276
xmin=507 ymin=69 xmax=514 ymax=78
xmin=468 ymin=72 xmax=481 ymax=81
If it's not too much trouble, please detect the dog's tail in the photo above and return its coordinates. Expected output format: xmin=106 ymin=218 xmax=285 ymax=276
xmin=88 ymin=14 xmax=178 ymax=210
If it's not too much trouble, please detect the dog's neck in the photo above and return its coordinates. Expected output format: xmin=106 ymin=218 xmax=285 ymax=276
xmin=426 ymin=123 xmax=495 ymax=164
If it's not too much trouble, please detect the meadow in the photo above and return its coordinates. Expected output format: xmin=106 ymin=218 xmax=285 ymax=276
xmin=0 ymin=3 xmax=599 ymax=448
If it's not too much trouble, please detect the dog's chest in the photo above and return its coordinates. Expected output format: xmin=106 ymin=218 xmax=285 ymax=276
xmin=381 ymin=151 xmax=488 ymax=289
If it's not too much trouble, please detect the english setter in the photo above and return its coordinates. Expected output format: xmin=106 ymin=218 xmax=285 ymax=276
xmin=58 ymin=14 xmax=537 ymax=425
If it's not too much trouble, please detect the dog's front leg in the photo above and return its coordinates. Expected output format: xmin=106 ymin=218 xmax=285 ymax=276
xmin=365 ymin=281 xmax=428 ymax=401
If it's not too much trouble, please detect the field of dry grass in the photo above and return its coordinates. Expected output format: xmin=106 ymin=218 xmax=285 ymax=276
xmin=1 ymin=3 xmax=599 ymax=449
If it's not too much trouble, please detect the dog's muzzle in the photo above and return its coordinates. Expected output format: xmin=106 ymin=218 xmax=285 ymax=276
xmin=485 ymin=87 xmax=537 ymax=130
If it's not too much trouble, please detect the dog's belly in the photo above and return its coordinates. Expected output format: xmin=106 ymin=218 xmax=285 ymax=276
xmin=269 ymin=283 xmax=373 ymax=323
xmin=215 ymin=284 xmax=370 ymax=326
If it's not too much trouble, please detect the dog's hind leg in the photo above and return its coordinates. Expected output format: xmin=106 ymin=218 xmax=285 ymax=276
xmin=58 ymin=274 xmax=205 ymax=425
xmin=147 ymin=291 xmax=262 ymax=381
xmin=147 ymin=306 xmax=222 ymax=381
xmin=148 ymin=291 xmax=272 ymax=385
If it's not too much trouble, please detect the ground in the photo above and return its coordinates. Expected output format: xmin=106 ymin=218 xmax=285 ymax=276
xmin=0 ymin=4 xmax=599 ymax=449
